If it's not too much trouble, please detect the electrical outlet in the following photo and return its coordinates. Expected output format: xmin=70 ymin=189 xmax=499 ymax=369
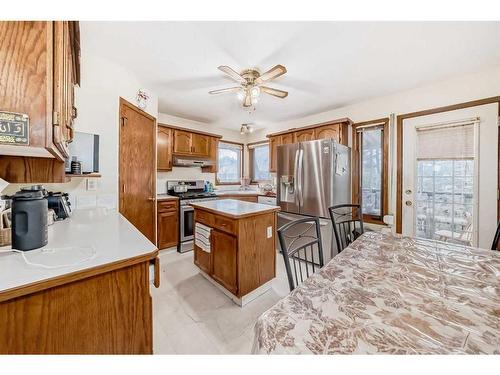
xmin=267 ymin=226 xmax=273 ymax=239
xmin=86 ymin=178 xmax=97 ymax=191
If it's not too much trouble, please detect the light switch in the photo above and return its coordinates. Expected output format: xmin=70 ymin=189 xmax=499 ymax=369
xmin=86 ymin=178 xmax=97 ymax=191
xmin=267 ymin=226 xmax=273 ymax=239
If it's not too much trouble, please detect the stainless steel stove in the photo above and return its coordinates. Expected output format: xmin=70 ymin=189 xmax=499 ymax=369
xmin=167 ymin=180 xmax=217 ymax=253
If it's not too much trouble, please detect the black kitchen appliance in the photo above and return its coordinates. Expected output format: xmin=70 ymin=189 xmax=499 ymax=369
xmin=47 ymin=191 xmax=72 ymax=220
xmin=4 ymin=185 xmax=48 ymax=251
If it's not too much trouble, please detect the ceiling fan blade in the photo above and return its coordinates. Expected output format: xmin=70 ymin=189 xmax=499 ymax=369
xmin=243 ymin=91 xmax=252 ymax=107
xmin=260 ymin=86 xmax=288 ymax=98
xmin=255 ymin=64 xmax=287 ymax=84
xmin=209 ymin=87 xmax=241 ymax=95
xmin=218 ymin=65 xmax=246 ymax=84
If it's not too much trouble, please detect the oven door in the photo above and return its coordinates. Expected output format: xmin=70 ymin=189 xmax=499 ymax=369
xmin=180 ymin=205 xmax=194 ymax=243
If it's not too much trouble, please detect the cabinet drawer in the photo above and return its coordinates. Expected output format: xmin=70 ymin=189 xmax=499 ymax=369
xmin=195 ymin=210 xmax=214 ymax=226
xmin=157 ymin=200 xmax=178 ymax=213
xmin=213 ymin=216 xmax=236 ymax=235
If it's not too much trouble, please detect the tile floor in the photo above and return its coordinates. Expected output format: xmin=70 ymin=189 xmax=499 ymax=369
xmin=151 ymin=248 xmax=291 ymax=354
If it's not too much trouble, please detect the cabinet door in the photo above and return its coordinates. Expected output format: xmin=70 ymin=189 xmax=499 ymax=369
xmin=191 ymin=133 xmax=210 ymax=157
xmin=173 ymin=130 xmax=192 ymax=154
xmin=157 ymin=211 xmax=178 ymax=249
xmin=269 ymin=136 xmax=280 ymax=172
xmin=157 ymin=127 xmax=172 ymax=171
xmin=280 ymin=133 xmax=294 ymax=145
xmin=294 ymin=128 xmax=316 ymax=142
xmin=316 ymin=124 xmax=340 ymax=142
xmin=201 ymin=137 xmax=218 ymax=173
xmin=53 ymin=21 xmax=70 ymax=158
xmin=211 ymin=230 xmax=238 ymax=295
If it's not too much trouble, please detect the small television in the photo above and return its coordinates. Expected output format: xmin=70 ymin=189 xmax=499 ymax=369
xmin=65 ymin=132 xmax=100 ymax=173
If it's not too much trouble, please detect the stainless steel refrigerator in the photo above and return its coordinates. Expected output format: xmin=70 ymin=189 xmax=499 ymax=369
xmin=277 ymin=139 xmax=351 ymax=219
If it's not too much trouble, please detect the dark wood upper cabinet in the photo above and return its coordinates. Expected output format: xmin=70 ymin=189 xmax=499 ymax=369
xmin=191 ymin=133 xmax=210 ymax=157
xmin=172 ymin=130 xmax=192 ymax=154
xmin=161 ymin=124 xmax=221 ymax=170
xmin=0 ymin=21 xmax=80 ymax=183
xmin=267 ymin=118 xmax=352 ymax=172
xmin=294 ymin=128 xmax=316 ymax=143
xmin=157 ymin=126 xmax=172 ymax=171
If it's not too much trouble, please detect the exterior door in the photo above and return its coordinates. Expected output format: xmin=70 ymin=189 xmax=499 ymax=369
xmin=401 ymin=103 xmax=498 ymax=248
xmin=119 ymin=98 xmax=156 ymax=243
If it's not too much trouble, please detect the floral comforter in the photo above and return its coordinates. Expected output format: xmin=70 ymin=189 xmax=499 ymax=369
xmin=253 ymin=232 xmax=500 ymax=354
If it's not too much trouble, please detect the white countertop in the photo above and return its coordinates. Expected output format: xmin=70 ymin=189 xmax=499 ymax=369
xmin=0 ymin=208 xmax=157 ymax=295
xmin=191 ymin=199 xmax=280 ymax=219
xmin=156 ymin=194 xmax=179 ymax=201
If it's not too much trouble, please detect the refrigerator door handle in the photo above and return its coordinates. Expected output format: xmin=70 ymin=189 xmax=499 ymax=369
xmin=297 ymin=149 xmax=304 ymax=206
xmin=293 ymin=149 xmax=300 ymax=206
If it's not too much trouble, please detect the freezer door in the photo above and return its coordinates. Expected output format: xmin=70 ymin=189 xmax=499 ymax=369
xmin=277 ymin=142 xmax=300 ymax=214
xmin=299 ymin=139 xmax=335 ymax=218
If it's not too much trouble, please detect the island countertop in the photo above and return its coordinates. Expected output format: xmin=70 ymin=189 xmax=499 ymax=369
xmin=190 ymin=199 xmax=280 ymax=219
xmin=0 ymin=207 xmax=158 ymax=302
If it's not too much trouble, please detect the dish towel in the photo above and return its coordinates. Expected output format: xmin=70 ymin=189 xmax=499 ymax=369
xmin=195 ymin=222 xmax=212 ymax=253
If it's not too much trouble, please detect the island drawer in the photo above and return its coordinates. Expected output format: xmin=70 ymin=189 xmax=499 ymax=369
xmin=214 ymin=216 xmax=236 ymax=235
xmin=195 ymin=210 xmax=235 ymax=235
xmin=157 ymin=200 xmax=178 ymax=213
xmin=195 ymin=210 xmax=215 ymax=226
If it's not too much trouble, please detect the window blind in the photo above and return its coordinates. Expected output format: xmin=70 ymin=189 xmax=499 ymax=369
xmin=416 ymin=123 xmax=475 ymax=160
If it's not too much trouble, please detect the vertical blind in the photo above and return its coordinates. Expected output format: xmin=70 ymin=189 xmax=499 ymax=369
xmin=416 ymin=123 xmax=475 ymax=159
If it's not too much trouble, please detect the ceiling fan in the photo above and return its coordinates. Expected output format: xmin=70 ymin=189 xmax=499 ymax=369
xmin=209 ymin=65 xmax=288 ymax=107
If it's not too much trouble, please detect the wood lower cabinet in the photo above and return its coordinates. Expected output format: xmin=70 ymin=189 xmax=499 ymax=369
xmin=0 ymin=260 xmax=155 ymax=354
xmin=0 ymin=21 xmax=80 ymax=183
xmin=157 ymin=126 xmax=172 ymax=171
xmin=157 ymin=200 xmax=179 ymax=249
xmin=267 ymin=118 xmax=352 ymax=172
xmin=211 ymin=229 xmax=238 ymax=294
xmin=193 ymin=206 xmax=279 ymax=300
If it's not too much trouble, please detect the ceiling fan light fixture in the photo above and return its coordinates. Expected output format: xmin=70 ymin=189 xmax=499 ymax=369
xmin=250 ymin=86 xmax=260 ymax=99
xmin=240 ymin=124 xmax=254 ymax=134
xmin=237 ymin=90 xmax=246 ymax=101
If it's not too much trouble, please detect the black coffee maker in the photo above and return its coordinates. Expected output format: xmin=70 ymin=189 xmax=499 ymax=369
xmin=3 ymin=185 xmax=48 ymax=251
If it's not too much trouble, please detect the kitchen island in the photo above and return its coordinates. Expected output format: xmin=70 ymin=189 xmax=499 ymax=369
xmin=0 ymin=208 xmax=158 ymax=354
xmin=190 ymin=199 xmax=280 ymax=306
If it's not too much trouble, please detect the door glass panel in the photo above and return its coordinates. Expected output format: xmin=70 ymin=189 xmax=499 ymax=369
xmin=360 ymin=128 xmax=382 ymax=216
xmin=415 ymin=159 xmax=474 ymax=245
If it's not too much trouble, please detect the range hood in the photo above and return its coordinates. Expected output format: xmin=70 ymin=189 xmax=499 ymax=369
xmin=172 ymin=155 xmax=215 ymax=168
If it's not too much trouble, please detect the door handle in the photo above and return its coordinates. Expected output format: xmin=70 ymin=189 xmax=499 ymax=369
xmin=297 ymin=149 xmax=304 ymax=206
xmin=147 ymin=197 xmax=156 ymax=202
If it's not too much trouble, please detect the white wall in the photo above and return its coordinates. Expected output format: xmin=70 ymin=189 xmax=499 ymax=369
xmin=247 ymin=65 xmax=500 ymax=228
xmin=2 ymin=34 xmax=158 ymax=210
xmin=156 ymin=113 xmax=246 ymax=194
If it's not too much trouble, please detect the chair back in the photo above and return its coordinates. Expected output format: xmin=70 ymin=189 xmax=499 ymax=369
xmin=491 ymin=221 xmax=500 ymax=250
xmin=329 ymin=204 xmax=364 ymax=253
xmin=277 ymin=217 xmax=324 ymax=292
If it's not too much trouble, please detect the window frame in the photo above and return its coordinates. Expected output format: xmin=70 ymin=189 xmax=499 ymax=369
xmin=352 ymin=118 xmax=390 ymax=225
xmin=215 ymin=140 xmax=244 ymax=185
xmin=248 ymin=141 xmax=271 ymax=184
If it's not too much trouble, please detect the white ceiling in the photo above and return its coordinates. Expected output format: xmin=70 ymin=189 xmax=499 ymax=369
xmin=82 ymin=21 xmax=500 ymax=129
